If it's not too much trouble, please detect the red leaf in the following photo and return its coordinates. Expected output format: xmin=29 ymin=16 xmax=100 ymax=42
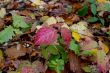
xmin=61 ymin=28 xmax=72 ymax=45
xmin=21 ymin=66 xmax=34 ymax=73
xmin=35 ymin=27 xmax=58 ymax=45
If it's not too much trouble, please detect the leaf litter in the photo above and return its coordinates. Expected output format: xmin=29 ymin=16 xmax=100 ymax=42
xmin=0 ymin=0 xmax=110 ymax=73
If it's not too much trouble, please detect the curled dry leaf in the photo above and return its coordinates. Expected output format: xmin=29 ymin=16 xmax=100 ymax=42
xmin=61 ymin=27 xmax=72 ymax=45
xmin=35 ymin=27 xmax=58 ymax=45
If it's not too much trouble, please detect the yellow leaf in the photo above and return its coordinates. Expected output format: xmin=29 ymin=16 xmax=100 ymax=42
xmin=72 ymin=31 xmax=81 ymax=42
xmin=31 ymin=0 xmax=41 ymax=6
xmin=91 ymin=49 xmax=98 ymax=55
xmin=99 ymin=41 xmax=109 ymax=54
xmin=97 ymin=0 xmax=106 ymax=3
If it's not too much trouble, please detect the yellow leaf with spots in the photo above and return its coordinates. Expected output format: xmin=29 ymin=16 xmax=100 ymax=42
xmin=72 ymin=31 xmax=81 ymax=42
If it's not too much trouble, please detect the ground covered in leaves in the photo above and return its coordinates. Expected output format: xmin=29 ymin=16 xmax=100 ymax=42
xmin=0 ymin=0 xmax=110 ymax=73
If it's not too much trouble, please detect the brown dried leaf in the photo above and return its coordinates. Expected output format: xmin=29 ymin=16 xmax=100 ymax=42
xmin=5 ymin=44 xmax=27 ymax=58
xmin=68 ymin=51 xmax=82 ymax=73
xmin=0 ymin=19 xmax=4 ymax=29
xmin=80 ymin=37 xmax=98 ymax=50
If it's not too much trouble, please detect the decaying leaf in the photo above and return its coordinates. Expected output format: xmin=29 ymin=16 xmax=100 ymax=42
xmin=80 ymin=37 xmax=98 ymax=50
xmin=30 ymin=0 xmax=42 ymax=6
xmin=61 ymin=27 xmax=72 ymax=45
xmin=0 ymin=8 xmax=6 ymax=18
xmin=0 ymin=19 xmax=4 ymax=29
xmin=97 ymin=50 xmax=109 ymax=73
xmin=5 ymin=44 xmax=27 ymax=58
xmin=45 ymin=17 xmax=57 ymax=25
xmin=99 ymin=41 xmax=109 ymax=54
xmin=68 ymin=52 xmax=81 ymax=73
xmin=70 ymin=21 xmax=93 ymax=37
xmin=19 ymin=60 xmax=47 ymax=73
xmin=35 ymin=27 xmax=58 ymax=45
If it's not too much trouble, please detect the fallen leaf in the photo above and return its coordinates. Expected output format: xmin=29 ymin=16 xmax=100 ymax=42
xmin=72 ymin=31 xmax=81 ymax=42
xmin=32 ymin=61 xmax=47 ymax=73
xmin=5 ymin=44 xmax=27 ymax=58
xmin=99 ymin=41 xmax=109 ymax=54
xmin=61 ymin=27 xmax=72 ymax=45
xmin=0 ymin=8 xmax=6 ymax=18
xmin=0 ymin=50 xmax=3 ymax=59
xmin=35 ymin=27 xmax=58 ymax=45
xmin=61 ymin=23 xmax=70 ymax=29
xmin=97 ymin=0 xmax=106 ymax=3
xmin=0 ymin=25 xmax=15 ymax=44
xmin=68 ymin=52 xmax=82 ymax=73
xmin=30 ymin=0 xmax=42 ymax=6
xmin=69 ymin=39 xmax=80 ymax=55
xmin=70 ymin=21 xmax=93 ymax=37
xmin=97 ymin=50 xmax=109 ymax=73
xmin=45 ymin=17 xmax=57 ymax=25
xmin=80 ymin=37 xmax=98 ymax=50
xmin=0 ymin=19 xmax=4 ymax=29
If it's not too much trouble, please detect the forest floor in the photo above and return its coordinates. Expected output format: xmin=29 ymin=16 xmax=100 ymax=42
xmin=0 ymin=0 xmax=110 ymax=73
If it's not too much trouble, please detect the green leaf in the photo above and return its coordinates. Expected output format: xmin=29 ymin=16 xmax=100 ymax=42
xmin=46 ymin=45 xmax=58 ymax=55
xmin=12 ymin=14 xmax=29 ymax=28
xmin=48 ymin=58 xmax=64 ymax=73
xmin=78 ymin=5 xmax=88 ymax=16
xmin=106 ymin=31 xmax=110 ymax=35
xmin=81 ymin=50 xmax=93 ymax=56
xmin=41 ymin=49 xmax=49 ymax=59
xmin=13 ymin=29 xmax=23 ymax=35
xmin=86 ymin=0 xmax=95 ymax=3
xmin=99 ymin=18 xmax=105 ymax=25
xmin=97 ymin=3 xmax=110 ymax=11
xmin=56 ymin=45 xmax=68 ymax=62
xmin=87 ymin=17 xmax=98 ymax=22
xmin=69 ymin=39 xmax=80 ymax=55
xmin=91 ymin=4 xmax=97 ymax=15
xmin=0 ymin=26 xmax=15 ymax=43
xmin=108 ymin=15 xmax=110 ymax=19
